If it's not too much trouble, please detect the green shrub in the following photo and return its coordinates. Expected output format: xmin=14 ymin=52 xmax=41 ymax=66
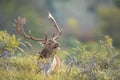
xmin=0 ymin=31 xmax=19 ymax=54
xmin=98 ymin=6 xmax=120 ymax=48
xmin=0 ymin=33 xmax=119 ymax=80
xmin=0 ymin=31 xmax=20 ymax=70
xmin=65 ymin=35 xmax=120 ymax=80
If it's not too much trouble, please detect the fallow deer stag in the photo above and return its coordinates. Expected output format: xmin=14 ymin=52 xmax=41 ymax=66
xmin=13 ymin=12 xmax=62 ymax=75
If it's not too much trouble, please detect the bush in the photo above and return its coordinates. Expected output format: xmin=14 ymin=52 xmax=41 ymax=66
xmin=98 ymin=6 xmax=120 ymax=48
xmin=65 ymin=36 xmax=120 ymax=80
xmin=0 ymin=31 xmax=19 ymax=54
xmin=0 ymin=31 xmax=20 ymax=70
xmin=0 ymin=33 xmax=119 ymax=80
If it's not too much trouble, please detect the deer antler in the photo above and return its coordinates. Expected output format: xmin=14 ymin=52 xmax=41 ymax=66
xmin=14 ymin=12 xmax=62 ymax=44
xmin=48 ymin=12 xmax=62 ymax=40
xmin=14 ymin=16 xmax=46 ymax=43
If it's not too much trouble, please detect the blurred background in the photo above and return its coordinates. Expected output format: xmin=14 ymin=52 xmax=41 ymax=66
xmin=0 ymin=0 xmax=120 ymax=49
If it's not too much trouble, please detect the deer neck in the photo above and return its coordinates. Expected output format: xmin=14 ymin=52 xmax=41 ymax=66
xmin=40 ymin=48 xmax=57 ymax=58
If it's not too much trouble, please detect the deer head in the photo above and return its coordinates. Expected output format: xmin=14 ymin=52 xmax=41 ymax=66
xmin=14 ymin=12 xmax=62 ymax=59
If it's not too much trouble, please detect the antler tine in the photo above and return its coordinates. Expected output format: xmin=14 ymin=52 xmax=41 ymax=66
xmin=48 ymin=12 xmax=62 ymax=40
xmin=44 ymin=33 xmax=48 ymax=44
xmin=14 ymin=16 xmax=45 ymax=42
xmin=52 ymin=33 xmax=56 ymax=38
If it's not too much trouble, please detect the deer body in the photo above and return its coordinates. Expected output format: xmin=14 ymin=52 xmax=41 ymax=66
xmin=37 ymin=55 xmax=60 ymax=75
xmin=48 ymin=55 xmax=61 ymax=74
xmin=14 ymin=12 xmax=62 ymax=75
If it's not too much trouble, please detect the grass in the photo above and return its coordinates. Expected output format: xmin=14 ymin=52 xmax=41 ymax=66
xmin=0 ymin=35 xmax=120 ymax=80
xmin=0 ymin=55 xmax=78 ymax=80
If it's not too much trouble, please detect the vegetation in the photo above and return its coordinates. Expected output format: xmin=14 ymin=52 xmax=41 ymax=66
xmin=98 ymin=6 xmax=120 ymax=48
xmin=0 ymin=31 xmax=119 ymax=80
xmin=65 ymin=35 xmax=120 ymax=80
xmin=0 ymin=31 xmax=19 ymax=54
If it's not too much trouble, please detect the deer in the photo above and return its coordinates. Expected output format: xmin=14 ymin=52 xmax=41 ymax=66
xmin=13 ymin=12 xmax=62 ymax=75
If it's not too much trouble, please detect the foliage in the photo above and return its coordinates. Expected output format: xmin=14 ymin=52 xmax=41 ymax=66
xmin=0 ymin=34 xmax=119 ymax=80
xmin=0 ymin=31 xmax=20 ymax=76
xmin=98 ymin=6 xmax=120 ymax=48
xmin=65 ymin=35 xmax=120 ymax=80
xmin=0 ymin=31 xmax=19 ymax=54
